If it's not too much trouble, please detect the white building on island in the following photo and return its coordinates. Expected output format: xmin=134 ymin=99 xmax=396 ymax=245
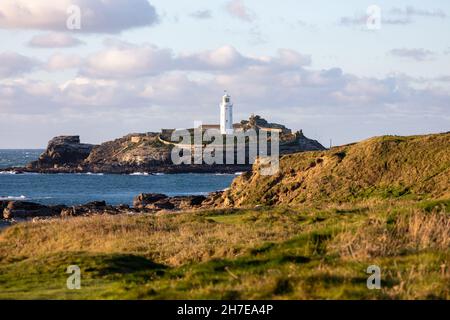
xmin=220 ymin=91 xmax=233 ymax=135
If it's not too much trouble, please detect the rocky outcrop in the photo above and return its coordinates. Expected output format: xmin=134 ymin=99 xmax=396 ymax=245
xmin=27 ymin=136 xmax=95 ymax=170
xmin=280 ymin=130 xmax=326 ymax=154
xmin=2 ymin=201 xmax=64 ymax=219
xmin=1 ymin=193 xmax=209 ymax=221
xmin=133 ymin=193 xmax=168 ymax=209
xmin=60 ymin=201 xmax=122 ymax=217
xmin=133 ymin=193 xmax=207 ymax=211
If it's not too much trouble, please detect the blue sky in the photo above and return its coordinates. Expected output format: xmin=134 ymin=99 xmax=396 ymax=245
xmin=0 ymin=0 xmax=449 ymax=148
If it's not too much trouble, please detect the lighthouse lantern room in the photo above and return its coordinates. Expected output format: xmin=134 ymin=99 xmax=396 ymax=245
xmin=220 ymin=91 xmax=233 ymax=135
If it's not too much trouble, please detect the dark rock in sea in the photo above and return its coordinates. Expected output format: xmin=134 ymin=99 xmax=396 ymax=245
xmin=2 ymin=201 xmax=63 ymax=219
xmin=133 ymin=193 xmax=168 ymax=209
xmin=27 ymin=135 xmax=95 ymax=170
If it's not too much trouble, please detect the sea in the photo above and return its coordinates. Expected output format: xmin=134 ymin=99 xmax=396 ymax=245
xmin=0 ymin=150 xmax=236 ymax=206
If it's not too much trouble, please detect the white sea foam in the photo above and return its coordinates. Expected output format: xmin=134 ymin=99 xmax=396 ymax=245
xmin=130 ymin=172 xmax=149 ymax=176
xmin=85 ymin=172 xmax=104 ymax=176
xmin=153 ymin=173 xmax=165 ymax=176
xmin=0 ymin=170 xmax=18 ymax=175
xmin=0 ymin=195 xmax=26 ymax=201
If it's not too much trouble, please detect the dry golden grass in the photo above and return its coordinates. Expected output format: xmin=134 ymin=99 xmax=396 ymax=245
xmin=0 ymin=202 xmax=449 ymax=299
xmin=0 ymin=209 xmax=304 ymax=267
xmin=331 ymin=209 xmax=450 ymax=259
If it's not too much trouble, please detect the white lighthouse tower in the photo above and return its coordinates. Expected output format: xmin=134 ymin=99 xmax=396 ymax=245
xmin=220 ymin=91 xmax=233 ymax=135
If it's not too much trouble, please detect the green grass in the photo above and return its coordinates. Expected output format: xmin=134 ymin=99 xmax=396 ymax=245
xmin=0 ymin=200 xmax=448 ymax=299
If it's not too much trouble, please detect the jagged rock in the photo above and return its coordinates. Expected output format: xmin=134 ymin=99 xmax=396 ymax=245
xmin=133 ymin=193 xmax=168 ymax=209
xmin=296 ymin=130 xmax=326 ymax=151
xmin=117 ymin=204 xmax=130 ymax=210
xmin=145 ymin=199 xmax=175 ymax=210
xmin=3 ymin=201 xmax=63 ymax=219
xmin=60 ymin=201 xmax=119 ymax=217
xmin=27 ymin=136 xmax=95 ymax=169
xmin=166 ymin=195 xmax=207 ymax=210
xmin=201 ymin=191 xmax=224 ymax=207
xmin=183 ymin=195 xmax=207 ymax=207
xmin=133 ymin=194 xmax=207 ymax=211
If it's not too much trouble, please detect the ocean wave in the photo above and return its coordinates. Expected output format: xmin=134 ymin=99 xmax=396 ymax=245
xmin=130 ymin=172 xmax=150 ymax=176
xmin=0 ymin=170 xmax=18 ymax=175
xmin=0 ymin=195 xmax=26 ymax=201
xmin=153 ymin=173 xmax=165 ymax=176
xmin=85 ymin=172 xmax=104 ymax=176
xmin=166 ymin=192 xmax=208 ymax=196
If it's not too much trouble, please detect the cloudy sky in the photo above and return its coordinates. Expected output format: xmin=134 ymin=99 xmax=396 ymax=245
xmin=0 ymin=0 xmax=449 ymax=148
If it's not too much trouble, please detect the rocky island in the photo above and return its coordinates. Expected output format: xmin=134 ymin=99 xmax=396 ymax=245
xmin=3 ymin=115 xmax=325 ymax=174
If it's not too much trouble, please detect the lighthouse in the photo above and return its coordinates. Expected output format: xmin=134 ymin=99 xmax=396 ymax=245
xmin=220 ymin=92 xmax=233 ymax=135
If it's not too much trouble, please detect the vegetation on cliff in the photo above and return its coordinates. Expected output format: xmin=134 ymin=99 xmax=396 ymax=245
xmin=218 ymin=132 xmax=450 ymax=207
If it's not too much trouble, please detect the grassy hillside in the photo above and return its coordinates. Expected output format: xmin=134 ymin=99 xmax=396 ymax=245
xmin=219 ymin=133 xmax=450 ymax=207
xmin=0 ymin=132 xmax=448 ymax=299
xmin=0 ymin=199 xmax=448 ymax=299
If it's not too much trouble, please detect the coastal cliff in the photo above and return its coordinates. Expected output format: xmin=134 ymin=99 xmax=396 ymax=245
xmin=27 ymin=136 xmax=95 ymax=170
xmin=213 ymin=132 xmax=450 ymax=207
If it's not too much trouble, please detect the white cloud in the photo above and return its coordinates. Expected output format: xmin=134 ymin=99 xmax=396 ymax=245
xmin=0 ymin=52 xmax=39 ymax=77
xmin=1 ymin=45 xmax=449 ymax=147
xmin=82 ymin=43 xmax=175 ymax=78
xmin=28 ymin=32 xmax=84 ymax=48
xmin=0 ymin=0 xmax=158 ymax=33
xmin=389 ymin=48 xmax=435 ymax=61
xmin=179 ymin=45 xmax=256 ymax=70
xmin=189 ymin=10 xmax=212 ymax=19
xmin=80 ymin=43 xmax=311 ymax=78
xmin=46 ymin=53 xmax=82 ymax=71
xmin=390 ymin=6 xmax=447 ymax=19
xmin=225 ymin=0 xmax=255 ymax=22
xmin=340 ymin=6 xmax=447 ymax=27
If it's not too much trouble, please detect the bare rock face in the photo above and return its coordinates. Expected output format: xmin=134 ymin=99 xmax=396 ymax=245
xmin=27 ymin=136 xmax=95 ymax=169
